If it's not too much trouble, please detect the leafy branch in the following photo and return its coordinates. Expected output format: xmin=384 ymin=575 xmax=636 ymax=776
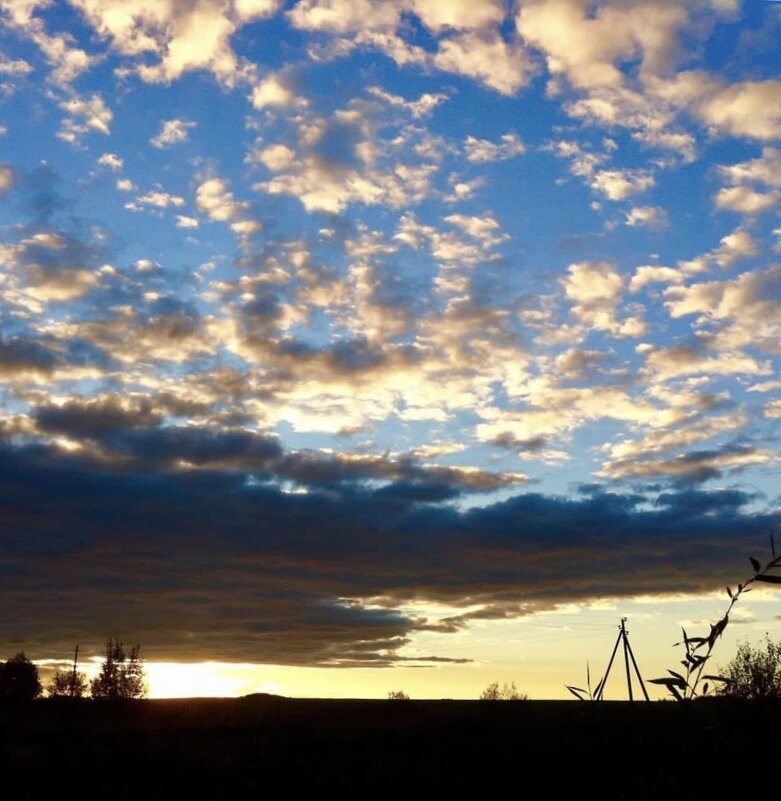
xmin=650 ymin=535 xmax=781 ymax=701
xmin=566 ymin=662 xmax=604 ymax=702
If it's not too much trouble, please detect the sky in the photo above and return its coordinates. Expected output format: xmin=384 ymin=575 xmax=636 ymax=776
xmin=1 ymin=0 xmax=780 ymax=700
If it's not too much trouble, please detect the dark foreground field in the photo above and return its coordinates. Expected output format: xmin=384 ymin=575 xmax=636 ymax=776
xmin=2 ymin=696 xmax=779 ymax=799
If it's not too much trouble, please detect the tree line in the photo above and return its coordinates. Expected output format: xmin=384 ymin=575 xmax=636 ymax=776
xmin=0 ymin=638 xmax=147 ymax=701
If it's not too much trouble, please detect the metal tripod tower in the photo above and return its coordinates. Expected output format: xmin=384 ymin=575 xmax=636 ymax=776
xmin=595 ymin=618 xmax=649 ymax=701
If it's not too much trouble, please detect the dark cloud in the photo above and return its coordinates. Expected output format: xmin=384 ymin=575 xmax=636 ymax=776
xmin=603 ymin=441 xmax=770 ymax=484
xmin=26 ymin=399 xmax=523 ymax=490
xmin=0 ymin=442 xmax=777 ymax=666
xmin=35 ymin=395 xmax=162 ymax=438
xmin=0 ymin=335 xmax=59 ymax=377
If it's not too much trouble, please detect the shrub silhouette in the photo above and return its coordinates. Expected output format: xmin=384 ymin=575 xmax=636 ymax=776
xmin=0 ymin=652 xmax=42 ymax=701
xmin=90 ymin=639 xmax=147 ymax=700
xmin=47 ymin=666 xmax=88 ymax=698
xmin=717 ymin=635 xmax=781 ymax=700
xmin=651 ymin=537 xmax=781 ymax=700
xmin=480 ymin=681 xmax=527 ymax=700
xmin=387 ymin=689 xmax=409 ymax=700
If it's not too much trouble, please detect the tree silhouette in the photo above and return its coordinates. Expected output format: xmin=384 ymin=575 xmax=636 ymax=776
xmin=718 ymin=636 xmax=781 ymax=700
xmin=90 ymin=639 xmax=147 ymax=700
xmin=47 ymin=666 xmax=88 ymax=698
xmin=480 ymin=681 xmax=527 ymax=700
xmin=0 ymin=652 xmax=42 ymax=701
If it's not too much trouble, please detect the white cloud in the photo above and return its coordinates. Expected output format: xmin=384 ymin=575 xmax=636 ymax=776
xmin=433 ymin=32 xmax=535 ymax=96
xmin=0 ymin=164 xmax=13 ymax=194
xmin=1 ymin=0 xmax=96 ymax=87
xmin=196 ymin=176 xmax=261 ymax=238
xmin=629 ymin=265 xmax=682 ymax=292
xmin=57 ymin=93 xmax=112 ymax=145
xmin=464 ymin=133 xmax=525 ymax=163
xmin=97 ymin=152 xmax=123 ymax=171
xmin=665 ymin=264 xmax=781 ymax=325
xmin=366 ymin=85 xmax=448 ymax=118
xmin=696 ymin=79 xmax=781 ymax=141
xmin=288 ymin=0 xmax=403 ymax=34
xmin=196 ymin=178 xmax=244 ymax=222
xmin=134 ymin=190 xmax=186 ymax=208
xmin=624 ymin=206 xmax=668 ymax=229
xmin=256 ymin=144 xmax=296 ymax=171
xmin=0 ymin=53 xmax=33 ymax=75
xmin=411 ymin=0 xmax=505 ymax=32
xmin=250 ymin=74 xmax=296 ymax=109
xmin=175 ymin=215 xmax=199 ymax=229
xmin=715 ymin=186 xmax=779 ymax=214
xmin=516 ymin=0 xmax=690 ymax=90
xmin=151 ymin=118 xmax=196 ymax=148
xmin=719 ymin=148 xmax=781 ymax=188
xmin=562 ymin=261 xmax=645 ymax=337
xmin=591 ymin=169 xmax=654 ymax=201
xmin=70 ymin=0 xmax=282 ymax=85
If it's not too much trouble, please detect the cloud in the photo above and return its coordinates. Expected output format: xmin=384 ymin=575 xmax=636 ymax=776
xmin=97 ymin=152 xmax=123 ymax=171
xmin=254 ymin=112 xmax=441 ymax=213
xmin=249 ymin=74 xmax=297 ymax=109
xmin=0 ymin=439 xmax=776 ymax=664
xmin=695 ymin=79 xmax=781 ymax=141
xmin=516 ymin=0 xmax=691 ymax=90
xmin=2 ymin=230 xmax=103 ymax=302
xmin=366 ymin=85 xmax=448 ymax=119
xmin=411 ymin=0 xmax=505 ymax=33
xmin=562 ymin=261 xmax=645 ymax=337
xmin=70 ymin=0 xmax=282 ymax=85
xmin=57 ymin=93 xmax=112 ymax=145
xmin=714 ymin=185 xmax=779 ymax=214
xmin=0 ymin=334 xmax=58 ymax=379
xmin=0 ymin=0 xmax=96 ymax=87
xmin=719 ymin=147 xmax=781 ymax=188
xmin=433 ymin=32 xmax=535 ymax=96
xmin=624 ymin=206 xmax=669 ymax=229
xmin=0 ymin=163 xmax=13 ymax=194
xmin=196 ymin=176 xmax=261 ymax=237
xmin=599 ymin=442 xmax=776 ymax=483
xmin=133 ymin=189 xmax=186 ymax=208
xmin=676 ymin=228 xmax=759 ymax=274
xmin=464 ymin=133 xmax=526 ymax=163
xmin=150 ymin=118 xmax=196 ymax=148
xmin=590 ymin=168 xmax=655 ymax=201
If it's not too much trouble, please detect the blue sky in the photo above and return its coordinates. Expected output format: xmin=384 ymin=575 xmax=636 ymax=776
xmin=1 ymin=0 xmax=781 ymax=698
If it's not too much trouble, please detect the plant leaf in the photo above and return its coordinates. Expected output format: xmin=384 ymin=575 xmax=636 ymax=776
xmin=750 ymin=557 xmax=761 ymax=573
xmin=755 ymin=575 xmax=781 ymax=584
xmin=649 ymin=677 xmax=687 ymax=689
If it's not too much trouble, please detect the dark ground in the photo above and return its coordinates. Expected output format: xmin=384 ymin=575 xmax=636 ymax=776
xmin=2 ymin=696 xmax=778 ymax=798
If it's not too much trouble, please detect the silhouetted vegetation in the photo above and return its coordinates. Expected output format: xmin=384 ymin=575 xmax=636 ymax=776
xmin=480 ymin=681 xmax=527 ymax=700
xmin=90 ymin=639 xmax=147 ymax=700
xmin=651 ymin=536 xmax=781 ymax=700
xmin=387 ymin=689 xmax=409 ymax=700
xmin=0 ymin=652 xmax=42 ymax=701
xmin=47 ymin=666 xmax=88 ymax=698
xmin=717 ymin=635 xmax=781 ymax=700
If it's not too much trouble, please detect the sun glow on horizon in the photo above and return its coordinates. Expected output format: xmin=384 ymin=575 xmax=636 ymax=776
xmin=144 ymin=662 xmax=285 ymax=699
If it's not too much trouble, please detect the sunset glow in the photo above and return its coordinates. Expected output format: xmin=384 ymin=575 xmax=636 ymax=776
xmin=2 ymin=0 xmax=781 ymax=699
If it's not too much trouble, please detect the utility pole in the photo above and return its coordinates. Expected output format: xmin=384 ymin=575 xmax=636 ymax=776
xmin=70 ymin=644 xmax=79 ymax=698
xmin=594 ymin=618 xmax=649 ymax=701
